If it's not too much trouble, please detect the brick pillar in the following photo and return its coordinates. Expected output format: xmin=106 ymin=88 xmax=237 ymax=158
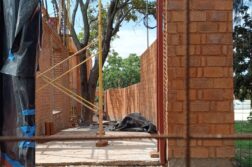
xmin=164 ymin=0 xmax=234 ymax=165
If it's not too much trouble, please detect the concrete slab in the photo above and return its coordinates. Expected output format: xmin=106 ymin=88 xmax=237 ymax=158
xmin=36 ymin=127 xmax=160 ymax=166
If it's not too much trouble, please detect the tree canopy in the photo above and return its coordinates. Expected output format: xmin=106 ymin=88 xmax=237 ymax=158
xmin=103 ymin=52 xmax=140 ymax=90
xmin=233 ymin=5 xmax=252 ymax=103
xmin=234 ymin=0 xmax=252 ymax=25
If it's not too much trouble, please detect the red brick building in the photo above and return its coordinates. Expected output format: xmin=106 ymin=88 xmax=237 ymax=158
xmin=36 ymin=17 xmax=92 ymax=136
xmin=36 ymin=19 xmax=72 ymax=135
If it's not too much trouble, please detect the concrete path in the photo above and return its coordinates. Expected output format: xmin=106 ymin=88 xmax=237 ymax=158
xmin=36 ymin=127 xmax=160 ymax=166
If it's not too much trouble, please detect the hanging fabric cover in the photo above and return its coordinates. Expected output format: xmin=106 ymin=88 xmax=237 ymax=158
xmin=0 ymin=0 xmax=42 ymax=166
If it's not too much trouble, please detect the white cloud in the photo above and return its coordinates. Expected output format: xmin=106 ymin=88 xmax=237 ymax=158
xmin=111 ymin=28 xmax=156 ymax=58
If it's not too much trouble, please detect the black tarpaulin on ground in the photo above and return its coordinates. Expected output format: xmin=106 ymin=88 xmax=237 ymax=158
xmin=112 ymin=113 xmax=157 ymax=134
xmin=0 ymin=0 xmax=41 ymax=166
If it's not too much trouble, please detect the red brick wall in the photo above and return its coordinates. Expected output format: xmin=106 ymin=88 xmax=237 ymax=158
xmin=68 ymin=53 xmax=93 ymax=119
xmin=106 ymin=84 xmax=140 ymax=121
xmin=68 ymin=48 xmax=81 ymax=119
xmin=105 ymin=42 xmax=157 ymax=124
xmin=139 ymin=42 xmax=157 ymax=125
xmin=36 ymin=20 xmax=71 ymax=135
xmin=164 ymin=0 xmax=234 ymax=159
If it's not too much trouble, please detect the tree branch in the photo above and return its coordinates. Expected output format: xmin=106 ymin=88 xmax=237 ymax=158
xmin=112 ymin=7 xmax=133 ymax=36
xmin=70 ymin=0 xmax=82 ymax=50
xmin=79 ymin=0 xmax=91 ymax=47
xmin=72 ymin=0 xmax=79 ymax=28
xmin=117 ymin=0 xmax=131 ymax=10
xmin=51 ymin=0 xmax=59 ymax=15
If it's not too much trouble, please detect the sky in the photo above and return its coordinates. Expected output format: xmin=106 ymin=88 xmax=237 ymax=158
xmin=46 ymin=0 xmax=157 ymax=58
xmin=111 ymin=21 xmax=156 ymax=58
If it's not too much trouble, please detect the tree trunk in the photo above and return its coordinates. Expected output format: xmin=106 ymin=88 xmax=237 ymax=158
xmin=79 ymin=51 xmax=95 ymax=125
xmin=84 ymin=32 xmax=113 ymax=125
xmin=70 ymin=0 xmax=131 ymax=125
xmin=81 ymin=1 xmax=121 ymax=124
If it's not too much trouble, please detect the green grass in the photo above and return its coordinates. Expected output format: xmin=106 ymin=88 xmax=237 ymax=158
xmin=235 ymin=121 xmax=252 ymax=133
xmin=235 ymin=121 xmax=252 ymax=167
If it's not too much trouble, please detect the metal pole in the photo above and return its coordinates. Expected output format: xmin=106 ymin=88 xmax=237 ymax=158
xmin=42 ymin=75 xmax=98 ymax=109
xmin=0 ymin=134 xmax=252 ymax=142
xmin=146 ymin=0 xmax=149 ymax=48
xmin=157 ymin=0 xmax=165 ymax=164
xmin=184 ymin=0 xmax=191 ymax=167
xmin=36 ymin=54 xmax=95 ymax=92
xmin=96 ymin=0 xmax=108 ymax=147
xmin=98 ymin=0 xmax=103 ymax=137
xmin=41 ymin=75 xmax=98 ymax=112
xmin=37 ymin=41 xmax=95 ymax=79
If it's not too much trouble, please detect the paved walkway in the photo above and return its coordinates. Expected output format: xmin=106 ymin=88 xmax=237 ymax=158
xmin=36 ymin=127 xmax=160 ymax=166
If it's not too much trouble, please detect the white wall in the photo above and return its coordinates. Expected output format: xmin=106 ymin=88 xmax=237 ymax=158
xmin=234 ymin=100 xmax=252 ymax=121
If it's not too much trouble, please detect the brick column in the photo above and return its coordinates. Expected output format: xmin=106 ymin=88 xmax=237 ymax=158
xmin=164 ymin=0 xmax=234 ymax=165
